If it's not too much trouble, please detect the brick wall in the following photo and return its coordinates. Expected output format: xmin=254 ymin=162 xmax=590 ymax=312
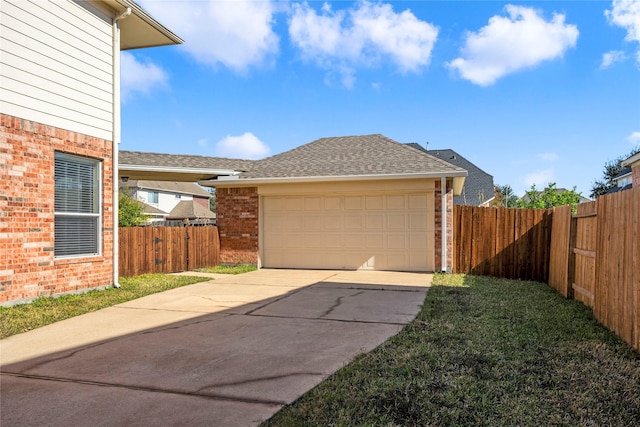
xmin=0 ymin=114 xmax=114 ymax=305
xmin=632 ymin=164 xmax=640 ymax=188
xmin=216 ymin=187 xmax=259 ymax=265
xmin=434 ymin=179 xmax=454 ymax=272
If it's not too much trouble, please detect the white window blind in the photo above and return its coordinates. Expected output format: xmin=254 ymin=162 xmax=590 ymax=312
xmin=54 ymin=153 xmax=101 ymax=257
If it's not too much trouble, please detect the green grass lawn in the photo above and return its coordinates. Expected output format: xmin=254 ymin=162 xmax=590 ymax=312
xmin=197 ymin=264 xmax=257 ymax=274
xmin=0 ymin=274 xmax=211 ymax=339
xmin=264 ymin=274 xmax=640 ymax=426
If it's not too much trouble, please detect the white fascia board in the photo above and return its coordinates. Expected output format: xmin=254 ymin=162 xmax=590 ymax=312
xmin=120 ymin=164 xmax=239 ymax=176
xmin=622 ymin=152 xmax=640 ymax=167
xmin=202 ymin=171 xmax=468 ymax=187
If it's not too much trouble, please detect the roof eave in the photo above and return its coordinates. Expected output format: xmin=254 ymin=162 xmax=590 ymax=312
xmin=120 ymin=164 xmax=240 ymax=182
xmin=622 ymin=152 xmax=640 ymax=168
xmin=104 ymin=0 xmax=184 ymax=49
xmin=200 ymin=171 xmax=468 ymax=188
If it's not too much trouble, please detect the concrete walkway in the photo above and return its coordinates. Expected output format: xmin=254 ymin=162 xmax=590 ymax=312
xmin=1 ymin=269 xmax=431 ymax=426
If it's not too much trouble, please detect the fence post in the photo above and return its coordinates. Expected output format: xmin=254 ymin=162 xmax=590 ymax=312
xmin=566 ymin=215 xmax=577 ymax=299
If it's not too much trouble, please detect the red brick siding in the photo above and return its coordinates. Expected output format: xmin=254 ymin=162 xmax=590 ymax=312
xmin=434 ymin=180 xmax=454 ymax=272
xmin=0 ymin=114 xmax=114 ymax=304
xmin=216 ymin=187 xmax=259 ymax=265
xmin=633 ymin=164 xmax=640 ymax=188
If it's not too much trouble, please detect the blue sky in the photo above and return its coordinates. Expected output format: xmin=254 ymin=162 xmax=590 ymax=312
xmin=121 ymin=0 xmax=640 ymax=197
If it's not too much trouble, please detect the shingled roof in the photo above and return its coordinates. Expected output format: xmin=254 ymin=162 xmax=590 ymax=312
xmin=120 ymin=151 xmax=254 ymax=171
xmin=238 ymin=134 xmax=466 ymax=180
xmin=406 ymin=145 xmax=494 ymax=206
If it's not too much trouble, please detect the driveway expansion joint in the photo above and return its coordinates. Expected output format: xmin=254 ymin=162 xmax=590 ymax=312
xmin=243 ymin=312 xmax=408 ymax=326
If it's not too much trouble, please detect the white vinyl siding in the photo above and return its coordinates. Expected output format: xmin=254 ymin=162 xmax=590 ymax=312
xmin=0 ymin=0 xmax=114 ymax=140
xmin=54 ymin=152 xmax=101 ymax=257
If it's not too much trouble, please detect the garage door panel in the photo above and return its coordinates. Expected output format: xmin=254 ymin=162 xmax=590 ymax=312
xmin=366 ymin=215 xmax=384 ymax=229
xmin=366 ymin=233 xmax=384 ymax=249
xmin=344 ymin=233 xmax=364 ymax=248
xmin=303 ymin=215 xmax=324 ymax=230
xmin=387 ymin=214 xmax=406 ymax=229
xmin=263 ymin=191 xmax=433 ymax=271
xmin=387 ymin=195 xmax=405 ymax=209
xmin=408 ymin=194 xmax=427 ymax=209
xmin=366 ymin=195 xmax=383 ymax=209
xmin=304 ymin=197 xmax=322 ymax=210
xmin=345 ymin=196 xmax=363 ymax=210
xmin=388 ymin=234 xmax=407 ymax=249
xmin=345 ymin=215 xmax=363 ymax=229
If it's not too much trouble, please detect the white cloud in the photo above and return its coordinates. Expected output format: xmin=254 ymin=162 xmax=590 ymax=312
xmin=524 ymin=169 xmax=554 ymax=187
xmin=606 ymin=0 xmax=640 ymax=64
xmin=537 ymin=152 xmax=559 ymax=162
xmin=447 ymin=5 xmax=579 ymax=86
xmin=289 ymin=1 xmax=438 ymax=87
xmin=120 ymin=52 xmax=168 ymax=101
xmin=600 ymin=50 xmax=627 ymax=68
xmin=139 ymin=0 xmax=279 ymax=73
xmin=628 ymin=131 xmax=640 ymax=144
xmin=215 ymin=133 xmax=270 ymax=159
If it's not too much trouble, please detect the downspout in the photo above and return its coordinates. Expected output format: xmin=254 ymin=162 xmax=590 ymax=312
xmin=441 ymin=176 xmax=447 ymax=273
xmin=112 ymin=7 xmax=131 ymax=288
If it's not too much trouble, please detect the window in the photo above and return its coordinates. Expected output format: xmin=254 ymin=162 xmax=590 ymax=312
xmin=148 ymin=191 xmax=159 ymax=204
xmin=175 ymin=194 xmax=181 ymax=199
xmin=54 ymin=153 xmax=101 ymax=257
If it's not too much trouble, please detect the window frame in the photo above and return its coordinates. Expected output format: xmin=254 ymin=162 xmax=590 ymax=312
xmin=148 ymin=190 xmax=159 ymax=204
xmin=54 ymin=152 xmax=102 ymax=259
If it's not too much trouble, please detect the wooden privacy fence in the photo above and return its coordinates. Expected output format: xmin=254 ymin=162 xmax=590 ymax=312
xmin=119 ymin=226 xmax=220 ymax=277
xmin=549 ymin=188 xmax=639 ymax=352
xmin=453 ymin=205 xmax=553 ymax=282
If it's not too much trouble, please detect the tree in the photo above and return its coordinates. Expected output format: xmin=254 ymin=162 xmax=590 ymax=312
xmin=118 ymin=191 xmax=148 ymax=226
xmin=590 ymin=147 xmax=640 ymax=198
xmin=517 ymin=182 xmax=582 ymax=210
xmin=207 ymin=187 xmax=216 ymax=212
xmin=490 ymin=184 xmax=519 ymax=208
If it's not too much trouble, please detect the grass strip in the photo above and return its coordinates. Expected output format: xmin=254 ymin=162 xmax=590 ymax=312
xmin=0 ymin=274 xmax=210 ymax=339
xmin=197 ymin=264 xmax=257 ymax=274
xmin=264 ymin=274 xmax=640 ymax=426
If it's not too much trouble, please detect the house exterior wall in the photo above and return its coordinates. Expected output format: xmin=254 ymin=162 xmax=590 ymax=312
xmin=434 ymin=179 xmax=454 ymax=272
xmin=1 ymin=114 xmax=114 ymax=305
xmin=0 ymin=0 xmax=114 ymax=141
xmin=216 ymin=187 xmax=259 ymax=265
xmin=136 ymin=190 xmax=193 ymax=214
xmin=632 ymin=163 xmax=640 ymax=188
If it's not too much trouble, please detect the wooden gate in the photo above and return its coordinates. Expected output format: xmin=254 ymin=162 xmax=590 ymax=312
xmin=119 ymin=226 xmax=219 ymax=277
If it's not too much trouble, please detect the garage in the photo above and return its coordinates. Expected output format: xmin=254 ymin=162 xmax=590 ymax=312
xmin=262 ymin=191 xmax=434 ymax=271
xmin=209 ymin=134 xmax=467 ymax=272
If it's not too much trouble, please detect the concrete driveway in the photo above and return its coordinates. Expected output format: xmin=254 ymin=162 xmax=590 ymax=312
xmin=1 ymin=269 xmax=431 ymax=426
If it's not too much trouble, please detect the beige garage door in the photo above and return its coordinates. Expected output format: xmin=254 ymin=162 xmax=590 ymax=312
xmin=262 ymin=192 xmax=434 ymax=271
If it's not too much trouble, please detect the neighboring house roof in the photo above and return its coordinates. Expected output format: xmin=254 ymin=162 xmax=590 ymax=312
xmin=141 ymin=203 xmax=168 ymax=216
xmin=612 ymin=167 xmax=632 ymax=181
xmin=237 ymin=134 xmax=466 ymax=180
xmin=121 ymin=180 xmax=212 ymax=198
xmin=606 ymin=184 xmax=632 ymax=194
xmin=119 ymin=151 xmax=253 ymax=181
xmin=406 ymin=145 xmax=494 ymax=206
xmin=167 ymin=201 xmax=216 ymax=220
